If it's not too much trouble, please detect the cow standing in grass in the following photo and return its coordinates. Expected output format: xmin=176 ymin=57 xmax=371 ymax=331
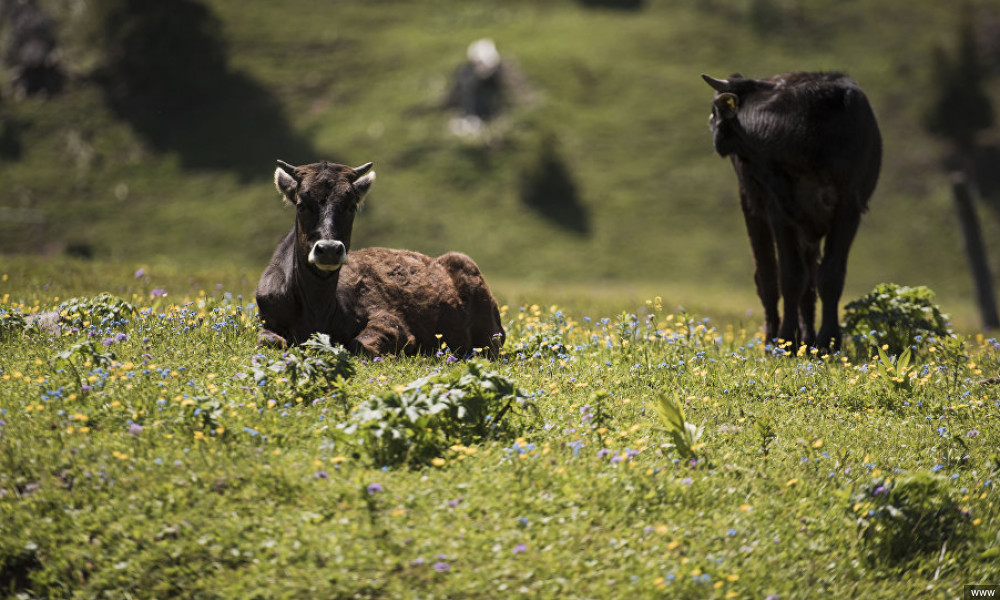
xmin=702 ymin=71 xmax=882 ymax=351
xmin=255 ymin=159 xmax=505 ymax=357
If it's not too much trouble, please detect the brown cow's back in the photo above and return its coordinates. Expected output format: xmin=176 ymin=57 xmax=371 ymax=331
xmin=337 ymin=248 xmax=504 ymax=357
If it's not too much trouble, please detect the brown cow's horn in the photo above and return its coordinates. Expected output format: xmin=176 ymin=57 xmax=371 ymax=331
xmin=701 ymin=74 xmax=731 ymax=92
xmin=352 ymin=162 xmax=374 ymax=178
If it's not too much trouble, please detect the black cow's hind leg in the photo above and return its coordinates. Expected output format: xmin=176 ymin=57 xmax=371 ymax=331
xmin=817 ymin=205 xmax=862 ymax=351
xmin=799 ymin=241 xmax=820 ymax=348
xmin=773 ymin=222 xmax=806 ymax=349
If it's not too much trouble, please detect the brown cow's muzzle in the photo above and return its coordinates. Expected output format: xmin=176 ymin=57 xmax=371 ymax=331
xmin=309 ymin=240 xmax=347 ymax=271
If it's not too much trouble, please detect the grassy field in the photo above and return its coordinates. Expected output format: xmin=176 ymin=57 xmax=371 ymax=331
xmin=1 ymin=261 xmax=998 ymax=598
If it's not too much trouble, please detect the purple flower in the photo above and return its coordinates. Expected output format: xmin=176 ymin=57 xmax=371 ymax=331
xmin=128 ymin=423 xmax=143 ymax=436
xmin=410 ymin=557 xmax=425 ymax=566
xmin=872 ymin=485 xmax=887 ymax=496
xmin=103 ymin=332 xmax=128 ymax=346
xmin=314 ymin=471 xmax=329 ymax=479
xmin=967 ymin=429 xmax=980 ymax=438
xmin=726 ymin=528 xmax=738 ymax=536
xmin=433 ymin=561 xmax=450 ymax=573
xmin=150 ymin=288 xmax=167 ymax=298
xmin=567 ymin=440 xmax=584 ymax=456
xmin=931 ymin=464 xmax=944 ymax=473
xmin=680 ymin=477 xmax=693 ymax=485
xmin=366 ymin=483 xmax=383 ymax=495
xmin=134 ymin=268 xmax=146 ymax=279
xmin=596 ymin=448 xmax=611 ymax=458
xmin=448 ymin=498 xmax=462 ymax=508
xmin=512 ymin=544 xmax=527 ymax=554
xmin=446 ymin=355 xmax=458 ymax=364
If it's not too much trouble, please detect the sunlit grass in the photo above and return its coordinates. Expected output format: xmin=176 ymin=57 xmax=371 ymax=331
xmin=2 ymin=262 xmax=998 ymax=597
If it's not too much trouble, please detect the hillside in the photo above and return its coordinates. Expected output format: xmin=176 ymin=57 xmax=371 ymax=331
xmin=2 ymin=0 xmax=999 ymax=325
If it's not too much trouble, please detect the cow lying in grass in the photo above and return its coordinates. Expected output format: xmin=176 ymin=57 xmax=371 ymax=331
xmin=255 ymin=159 xmax=505 ymax=358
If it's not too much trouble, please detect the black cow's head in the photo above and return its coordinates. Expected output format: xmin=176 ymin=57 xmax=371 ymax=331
xmin=274 ymin=159 xmax=376 ymax=273
xmin=701 ymin=73 xmax=773 ymax=157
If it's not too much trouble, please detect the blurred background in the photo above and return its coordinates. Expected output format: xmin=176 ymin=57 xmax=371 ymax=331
xmin=1 ymin=0 xmax=999 ymax=327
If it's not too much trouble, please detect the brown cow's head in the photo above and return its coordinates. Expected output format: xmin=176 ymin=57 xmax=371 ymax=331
xmin=274 ymin=159 xmax=376 ymax=273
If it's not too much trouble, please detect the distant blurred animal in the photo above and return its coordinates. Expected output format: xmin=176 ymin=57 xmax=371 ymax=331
xmin=702 ymin=71 xmax=882 ymax=351
xmin=0 ymin=0 xmax=63 ymax=96
xmin=255 ymin=159 xmax=505 ymax=357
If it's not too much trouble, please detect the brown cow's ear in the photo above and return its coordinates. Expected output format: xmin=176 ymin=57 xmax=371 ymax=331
xmin=274 ymin=165 xmax=298 ymax=205
xmin=714 ymin=92 xmax=740 ymax=120
xmin=353 ymin=170 xmax=376 ymax=201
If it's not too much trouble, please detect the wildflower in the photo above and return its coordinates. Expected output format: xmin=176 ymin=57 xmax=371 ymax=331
xmin=512 ymin=544 xmax=527 ymax=554
xmin=872 ymin=486 xmax=887 ymax=496
xmin=366 ymin=483 xmax=383 ymax=495
xmin=134 ymin=268 xmax=146 ymax=279
xmin=128 ymin=423 xmax=143 ymax=436
xmin=314 ymin=471 xmax=329 ymax=479
xmin=967 ymin=429 xmax=980 ymax=437
xmin=936 ymin=426 xmax=947 ymax=437
xmin=726 ymin=528 xmax=737 ymax=537
xmin=680 ymin=477 xmax=693 ymax=485
xmin=433 ymin=561 xmax=450 ymax=573
xmin=931 ymin=464 xmax=944 ymax=473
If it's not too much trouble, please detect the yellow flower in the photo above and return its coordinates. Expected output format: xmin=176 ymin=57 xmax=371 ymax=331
xmin=431 ymin=457 xmax=446 ymax=467
xmin=786 ymin=478 xmax=799 ymax=487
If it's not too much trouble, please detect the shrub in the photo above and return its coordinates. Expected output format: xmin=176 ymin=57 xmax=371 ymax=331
xmin=851 ymin=473 xmax=970 ymax=566
xmin=0 ymin=306 xmax=29 ymax=340
xmin=339 ymin=361 xmax=528 ymax=468
xmin=57 ymin=293 xmax=136 ymax=330
xmin=843 ymin=283 xmax=951 ymax=357
xmin=250 ymin=333 xmax=355 ymax=403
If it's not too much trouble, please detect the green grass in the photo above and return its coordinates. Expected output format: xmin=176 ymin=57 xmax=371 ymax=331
xmin=2 ymin=261 xmax=998 ymax=598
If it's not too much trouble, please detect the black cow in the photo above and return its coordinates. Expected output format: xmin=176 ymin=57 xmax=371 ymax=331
xmin=255 ymin=159 xmax=505 ymax=357
xmin=702 ymin=71 xmax=882 ymax=351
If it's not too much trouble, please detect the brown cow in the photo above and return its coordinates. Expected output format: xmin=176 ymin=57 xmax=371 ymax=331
xmin=255 ymin=159 xmax=505 ymax=357
xmin=703 ymin=72 xmax=882 ymax=351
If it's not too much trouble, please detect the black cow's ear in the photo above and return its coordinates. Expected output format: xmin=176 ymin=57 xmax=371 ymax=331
xmin=274 ymin=162 xmax=299 ymax=204
xmin=713 ymin=92 xmax=740 ymax=120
